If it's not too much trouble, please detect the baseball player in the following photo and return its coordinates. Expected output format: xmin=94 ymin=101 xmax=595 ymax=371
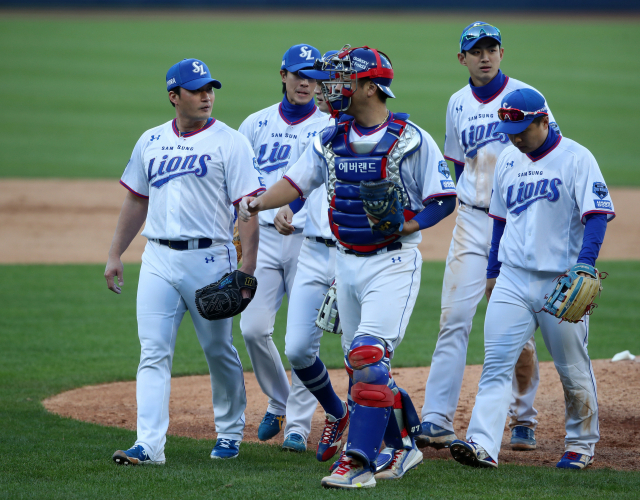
xmin=449 ymin=87 xmax=614 ymax=470
xmin=272 ymin=51 xmax=351 ymax=459
xmin=105 ymin=58 xmax=264 ymax=465
xmin=238 ymin=44 xmax=328 ymax=449
xmin=418 ymin=22 xmax=561 ymax=452
xmin=239 ymin=46 xmax=457 ymax=489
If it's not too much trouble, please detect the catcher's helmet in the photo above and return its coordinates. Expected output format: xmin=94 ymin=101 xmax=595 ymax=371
xmin=314 ymin=45 xmax=394 ymax=116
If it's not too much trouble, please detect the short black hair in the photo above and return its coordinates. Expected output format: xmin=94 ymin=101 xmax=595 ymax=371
xmin=532 ymin=115 xmax=547 ymax=126
xmin=358 ymin=77 xmax=388 ymax=103
xmin=169 ymin=86 xmax=181 ymax=108
xmin=282 ymin=69 xmax=288 ymax=94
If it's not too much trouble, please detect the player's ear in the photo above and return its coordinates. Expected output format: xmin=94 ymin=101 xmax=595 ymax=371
xmin=457 ymin=52 xmax=467 ymax=67
xmin=168 ymin=90 xmax=179 ymax=107
xmin=280 ymin=70 xmax=288 ymax=83
xmin=499 ymin=46 xmax=504 ymax=61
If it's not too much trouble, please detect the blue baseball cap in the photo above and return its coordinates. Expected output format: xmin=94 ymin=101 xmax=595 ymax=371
xmin=166 ymin=58 xmax=221 ymax=92
xmin=281 ymin=44 xmax=321 ymax=73
xmin=459 ymin=21 xmax=502 ymax=52
xmin=495 ymin=88 xmax=549 ymax=135
xmin=299 ymin=50 xmax=339 ymax=80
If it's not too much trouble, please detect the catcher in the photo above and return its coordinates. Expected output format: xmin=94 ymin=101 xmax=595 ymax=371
xmin=449 ymin=88 xmax=615 ymax=471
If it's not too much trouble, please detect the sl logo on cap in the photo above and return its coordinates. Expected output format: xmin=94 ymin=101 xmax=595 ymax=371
xmin=192 ymin=61 xmax=207 ymax=75
xmin=300 ymin=46 xmax=315 ymax=60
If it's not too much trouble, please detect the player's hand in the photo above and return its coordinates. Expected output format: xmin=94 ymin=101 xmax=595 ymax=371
xmin=238 ymin=262 xmax=256 ymax=299
xmin=105 ymin=255 xmax=124 ymax=294
xmin=274 ymin=206 xmax=295 ymax=235
xmin=485 ymin=277 xmax=497 ymax=302
xmin=238 ymin=196 xmax=261 ymax=222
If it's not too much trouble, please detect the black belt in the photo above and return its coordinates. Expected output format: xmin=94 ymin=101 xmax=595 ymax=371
xmin=307 ymin=236 xmax=336 ymax=247
xmin=343 ymin=242 xmax=402 ymax=257
xmin=157 ymin=238 xmax=212 ymax=251
xmin=459 ymin=200 xmax=489 ymax=214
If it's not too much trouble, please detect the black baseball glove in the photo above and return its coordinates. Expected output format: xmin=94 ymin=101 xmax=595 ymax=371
xmin=195 ymin=270 xmax=258 ymax=321
xmin=359 ymin=180 xmax=405 ymax=237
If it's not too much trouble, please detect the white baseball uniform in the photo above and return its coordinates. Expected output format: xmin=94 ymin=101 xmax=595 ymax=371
xmin=282 ymin=116 xmax=340 ymax=441
xmin=421 ymin=75 xmax=560 ymax=433
xmin=238 ymin=103 xmax=327 ymax=422
xmin=466 ymin=135 xmax=614 ymax=462
xmin=285 ymin=119 xmax=456 ymax=353
xmin=120 ymin=117 xmax=264 ymax=462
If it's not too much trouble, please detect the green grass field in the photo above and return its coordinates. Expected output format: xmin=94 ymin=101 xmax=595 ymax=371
xmin=1 ymin=12 xmax=639 ymax=499
xmin=0 ymin=15 xmax=638 ymax=184
xmin=2 ymin=262 xmax=640 ymax=499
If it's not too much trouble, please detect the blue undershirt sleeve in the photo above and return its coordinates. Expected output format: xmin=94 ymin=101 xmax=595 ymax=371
xmin=577 ymin=213 xmax=608 ymax=266
xmin=487 ymin=218 xmax=506 ymax=279
xmin=454 ymin=163 xmax=464 ymax=184
xmin=289 ymin=196 xmax=306 ymax=214
xmin=412 ymin=196 xmax=456 ymax=230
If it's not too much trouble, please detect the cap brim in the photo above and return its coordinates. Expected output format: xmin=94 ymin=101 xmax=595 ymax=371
xmin=461 ymin=35 xmax=501 ymax=52
xmin=299 ymin=69 xmax=332 ymax=80
xmin=286 ymin=61 xmax=317 ymax=73
xmin=181 ymin=78 xmax=222 ymax=91
xmin=377 ymin=84 xmax=395 ymax=98
xmin=495 ymin=117 xmax=533 ymax=135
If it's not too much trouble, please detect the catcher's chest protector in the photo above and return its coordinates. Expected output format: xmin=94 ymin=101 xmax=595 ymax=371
xmin=317 ymin=113 xmax=421 ymax=253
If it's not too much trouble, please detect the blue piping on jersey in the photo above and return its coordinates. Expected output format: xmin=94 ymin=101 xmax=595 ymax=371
xmin=279 ymin=95 xmax=318 ymax=125
xmin=469 ymin=71 xmax=508 ymax=104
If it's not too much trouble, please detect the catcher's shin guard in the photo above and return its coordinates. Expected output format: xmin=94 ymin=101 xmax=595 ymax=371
xmin=383 ymin=388 xmax=422 ymax=450
xmin=344 ymin=336 xmax=394 ymax=469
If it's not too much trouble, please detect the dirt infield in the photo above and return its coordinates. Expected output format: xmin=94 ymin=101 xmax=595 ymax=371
xmin=0 ymin=180 xmax=638 ymax=263
xmin=44 ymin=358 xmax=640 ymax=471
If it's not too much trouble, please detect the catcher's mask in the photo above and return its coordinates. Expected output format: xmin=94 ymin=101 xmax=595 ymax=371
xmin=313 ymin=45 xmax=394 ymax=117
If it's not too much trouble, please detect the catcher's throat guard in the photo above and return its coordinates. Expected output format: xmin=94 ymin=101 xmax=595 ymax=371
xmin=195 ymin=270 xmax=258 ymax=321
xmin=315 ymin=281 xmax=342 ymax=334
xmin=541 ymin=263 xmax=605 ymax=323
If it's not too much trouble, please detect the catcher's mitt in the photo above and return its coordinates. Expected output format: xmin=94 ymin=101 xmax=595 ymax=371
xmin=359 ymin=180 xmax=405 ymax=237
xmin=316 ymin=280 xmax=342 ymax=335
xmin=195 ymin=270 xmax=257 ymax=321
xmin=232 ymin=223 xmax=242 ymax=264
xmin=541 ymin=263 xmax=605 ymax=323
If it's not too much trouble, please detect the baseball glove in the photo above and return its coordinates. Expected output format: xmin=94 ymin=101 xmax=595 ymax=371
xmin=195 ymin=270 xmax=257 ymax=321
xmin=359 ymin=180 xmax=405 ymax=237
xmin=232 ymin=222 xmax=242 ymax=264
xmin=316 ymin=280 xmax=342 ymax=335
xmin=541 ymin=263 xmax=606 ymax=323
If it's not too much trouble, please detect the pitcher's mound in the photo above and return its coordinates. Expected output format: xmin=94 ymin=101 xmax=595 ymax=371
xmin=44 ymin=359 xmax=640 ymax=470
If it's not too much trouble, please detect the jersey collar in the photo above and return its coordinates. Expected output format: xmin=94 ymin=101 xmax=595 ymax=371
xmin=278 ymin=95 xmax=318 ymax=125
xmin=469 ymin=70 xmax=509 ymax=104
xmin=172 ymin=117 xmax=215 ymax=138
xmin=527 ymin=126 xmax=561 ymax=162
xmin=352 ymin=112 xmax=393 ymax=137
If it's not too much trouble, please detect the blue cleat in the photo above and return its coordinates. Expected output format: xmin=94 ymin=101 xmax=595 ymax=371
xmin=112 ymin=444 xmax=164 ymax=466
xmin=510 ymin=425 xmax=537 ymax=451
xmin=258 ymin=411 xmax=285 ymax=441
xmin=450 ymin=440 xmax=497 ymax=469
xmin=415 ymin=421 xmax=457 ymax=450
xmin=282 ymin=433 xmax=306 ymax=452
xmin=210 ymin=438 xmax=240 ymax=459
xmin=556 ymin=451 xmax=594 ymax=470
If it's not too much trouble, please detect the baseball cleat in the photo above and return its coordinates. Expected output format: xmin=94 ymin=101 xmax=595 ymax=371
xmin=375 ymin=447 xmax=394 ymax=472
xmin=450 ymin=440 xmax=497 ymax=469
xmin=210 ymin=438 xmax=240 ymax=459
xmin=112 ymin=444 xmax=164 ymax=466
xmin=321 ymin=455 xmax=376 ymax=489
xmin=316 ymin=403 xmax=350 ymax=462
xmin=257 ymin=411 xmax=285 ymax=441
xmin=510 ymin=425 xmax=537 ymax=451
xmin=374 ymin=443 xmax=424 ymax=480
xmin=282 ymin=433 xmax=306 ymax=453
xmin=415 ymin=421 xmax=457 ymax=449
xmin=556 ymin=451 xmax=594 ymax=470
